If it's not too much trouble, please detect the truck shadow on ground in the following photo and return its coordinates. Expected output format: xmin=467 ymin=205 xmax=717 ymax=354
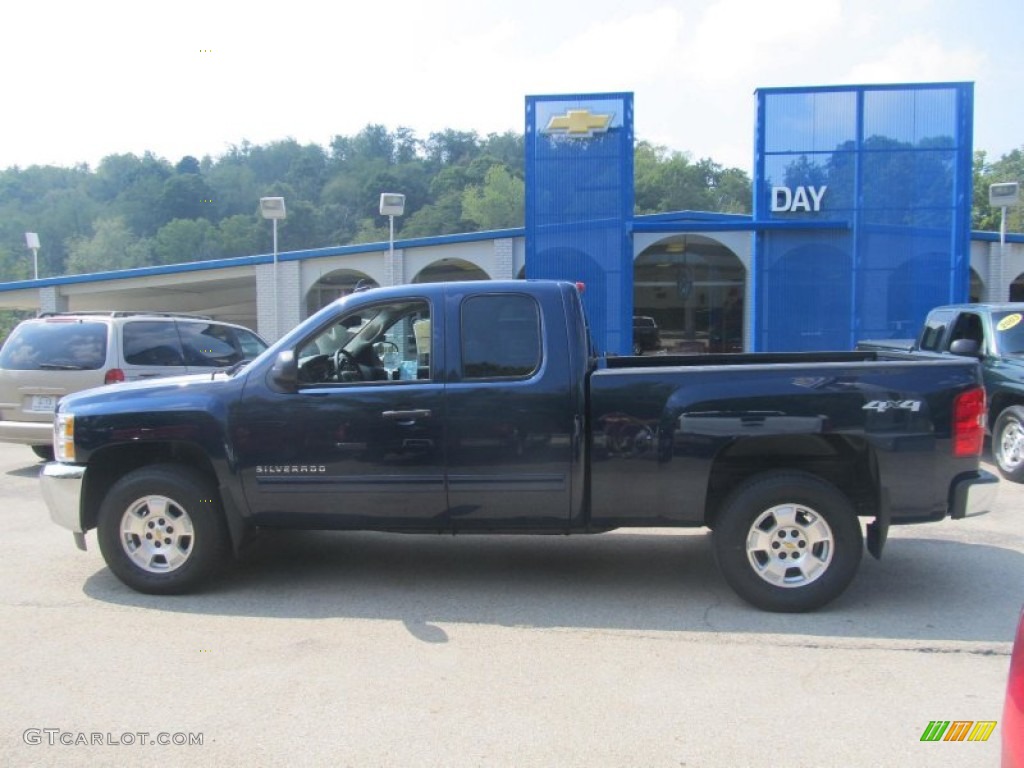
xmin=83 ymin=529 xmax=1023 ymax=644
xmin=7 ymin=463 xmax=43 ymax=478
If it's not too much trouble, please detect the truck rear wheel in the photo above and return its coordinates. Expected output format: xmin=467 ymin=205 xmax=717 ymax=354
xmin=712 ymin=472 xmax=863 ymax=612
xmin=994 ymin=406 xmax=1024 ymax=482
xmin=97 ymin=465 xmax=229 ymax=594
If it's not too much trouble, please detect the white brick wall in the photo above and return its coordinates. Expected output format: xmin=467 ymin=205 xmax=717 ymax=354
xmin=984 ymin=240 xmax=1024 ymax=302
xmin=493 ymin=239 xmax=515 ymax=280
xmin=256 ymin=261 xmax=302 ymax=341
xmin=38 ymin=286 xmax=67 ymax=314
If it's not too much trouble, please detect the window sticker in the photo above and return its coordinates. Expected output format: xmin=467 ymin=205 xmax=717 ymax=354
xmin=997 ymin=313 xmax=1022 ymax=332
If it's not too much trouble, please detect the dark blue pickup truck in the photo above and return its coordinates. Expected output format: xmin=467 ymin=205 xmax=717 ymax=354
xmin=41 ymin=281 xmax=997 ymax=612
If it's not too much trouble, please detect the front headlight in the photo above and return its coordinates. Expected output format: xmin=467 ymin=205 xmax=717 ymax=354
xmin=54 ymin=412 xmax=75 ymax=463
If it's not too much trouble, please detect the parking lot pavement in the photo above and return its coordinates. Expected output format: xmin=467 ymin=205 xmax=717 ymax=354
xmin=1 ymin=441 xmax=1020 ymax=767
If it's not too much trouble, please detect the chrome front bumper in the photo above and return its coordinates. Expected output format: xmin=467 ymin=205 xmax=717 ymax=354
xmin=40 ymin=462 xmax=88 ymax=551
xmin=950 ymin=469 xmax=999 ymax=520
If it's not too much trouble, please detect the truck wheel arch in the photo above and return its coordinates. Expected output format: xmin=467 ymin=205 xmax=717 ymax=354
xmin=702 ymin=435 xmax=880 ymax=529
xmin=81 ymin=442 xmax=235 ymax=538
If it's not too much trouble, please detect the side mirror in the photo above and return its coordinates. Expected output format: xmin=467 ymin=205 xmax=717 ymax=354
xmin=268 ymin=350 xmax=299 ymax=392
xmin=949 ymin=339 xmax=981 ymax=358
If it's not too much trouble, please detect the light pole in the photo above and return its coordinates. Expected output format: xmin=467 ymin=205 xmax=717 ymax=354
xmin=379 ymin=193 xmax=405 ymax=285
xmin=25 ymin=232 xmax=40 ymax=280
xmin=259 ymin=197 xmax=286 ymax=338
xmin=990 ymin=183 xmax=1020 ymax=302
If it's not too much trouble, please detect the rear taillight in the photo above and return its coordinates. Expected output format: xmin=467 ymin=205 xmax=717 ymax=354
xmin=104 ymin=368 xmax=125 ymax=384
xmin=952 ymin=387 xmax=985 ymax=458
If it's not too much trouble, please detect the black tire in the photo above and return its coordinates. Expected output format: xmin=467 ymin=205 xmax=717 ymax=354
xmin=31 ymin=445 xmax=54 ymax=461
xmin=97 ymin=464 xmax=229 ymax=595
xmin=993 ymin=406 xmax=1024 ymax=483
xmin=633 ymin=342 xmax=643 ymax=355
xmin=712 ymin=472 xmax=863 ymax=612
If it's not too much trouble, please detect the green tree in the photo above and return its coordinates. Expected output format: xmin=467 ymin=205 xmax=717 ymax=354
xmin=206 ymin=162 xmax=260 ymax=219
xmin=424 ymin=129 xmax=480 ymax=167
xmin=400 ymin=193 xmax=465 ymax=238
xmin=217 ymin=215 xmax=264 ymax=258
xmin=635 ymin=142 xmax=748 ymax=214
xmin=0 ymin=243 xmax=32 ymax=282
xmin=66 ymin=217 xmax=152 ymax=273
xmin=160 ymin=174 xmax=216 ymax=222
xmin=284 ymin=144 xmax=328 ymax=202
xmin=152 ymin=218 xmax=221 ymax=265
xmin=278 ymin=200 xmax=323 ymax=251
xmin=461 ymin=166 xmax=524 ymax=230
xmin=351 ymin=218 xmax=389 ymax=244
xmin=175 ymin=155 xmax=202 ymax=175
xmin=974 ymin=148 xmax=1024 ymax=232
xmin=481 ymin=132 xmax=524 ymax=173
xmin=90 ymin=153 xmax=171 ymax=236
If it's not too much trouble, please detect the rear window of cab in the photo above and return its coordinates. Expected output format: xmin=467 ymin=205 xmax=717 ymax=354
xmin=0 ymin=321 xmax=108 ymax=371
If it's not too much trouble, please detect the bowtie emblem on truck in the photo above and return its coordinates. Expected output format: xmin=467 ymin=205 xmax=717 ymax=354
xmin=863 ymin=400 xmax=923 ymax=413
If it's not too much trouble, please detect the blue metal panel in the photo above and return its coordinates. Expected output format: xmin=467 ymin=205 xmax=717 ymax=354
xmin=525 ymin=93 xmax=634 ymax=355
xmin=753 ymin=82 xmax=974 ymax=351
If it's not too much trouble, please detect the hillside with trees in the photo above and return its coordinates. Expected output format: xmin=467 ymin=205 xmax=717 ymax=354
xmin=0 ymin=127 xmax=754 ymax=284
xmin=0 ymin=125 xmax=1018 ymax=286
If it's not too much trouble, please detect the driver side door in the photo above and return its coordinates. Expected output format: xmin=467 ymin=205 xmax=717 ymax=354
xmin=235 ymin=296 xmax=448 ymax=529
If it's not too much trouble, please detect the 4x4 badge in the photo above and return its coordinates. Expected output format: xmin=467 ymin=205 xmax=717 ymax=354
xmin=863 ymin=400 xmax=922 ymax=413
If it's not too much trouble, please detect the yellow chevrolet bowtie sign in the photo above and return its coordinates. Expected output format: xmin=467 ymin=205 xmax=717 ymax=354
xmin=543 ymin=109 xmax=613 ymax=137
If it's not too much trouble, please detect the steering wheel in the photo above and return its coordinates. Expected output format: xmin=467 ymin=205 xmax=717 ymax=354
xmin=333 ymin=348 xmax=364 ymax=381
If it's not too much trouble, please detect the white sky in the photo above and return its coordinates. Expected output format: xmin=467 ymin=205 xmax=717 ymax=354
xmin=2 ymin=0 xmax=1021 ymax=173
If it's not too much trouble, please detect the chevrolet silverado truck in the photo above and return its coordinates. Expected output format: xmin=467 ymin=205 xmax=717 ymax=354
xmin=858 ymin=303 xmax=1024 ymax=482
xmin=41 ymin=281 xmax=997 ymax=612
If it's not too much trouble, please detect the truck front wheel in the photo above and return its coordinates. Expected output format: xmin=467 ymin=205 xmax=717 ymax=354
xmin=993 ymin=406 xmax=1024 ymax=482
xmin=712 ymin=472 xmax=863 ymax=612
xmin=97 ymin=465 xmax=229 ymax=594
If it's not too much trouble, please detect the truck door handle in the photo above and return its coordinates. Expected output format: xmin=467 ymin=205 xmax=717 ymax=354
xmin=382 ymin=409 xmax=432 ymax=423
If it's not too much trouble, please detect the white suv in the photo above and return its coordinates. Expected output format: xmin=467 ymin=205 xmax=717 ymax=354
xmin=0 ymin=312 xmax=267 ymax=459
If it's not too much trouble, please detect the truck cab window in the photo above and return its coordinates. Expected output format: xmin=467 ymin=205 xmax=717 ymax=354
xmin=296 ymin=299 xmax=430 ymax=384
xmin=919 ymin=318 xmax=948 ymax=351
xmin=948 ymin=313 xmax=984 ymax=349
xmin=461 ymin=294 xmax=541 ymax=379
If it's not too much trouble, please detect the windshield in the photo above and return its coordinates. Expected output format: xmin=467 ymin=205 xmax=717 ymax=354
xmin=992 ymin=311 xmax=1024 ymax=356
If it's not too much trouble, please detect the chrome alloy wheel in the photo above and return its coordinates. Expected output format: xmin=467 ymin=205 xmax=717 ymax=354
xmin=1000 ymin=418 xmax=1024 ymax=472
xmin=119 ymin=495 xmax=195 ymax=573
xmin=745 ymin=503 xmax=834 ymax=588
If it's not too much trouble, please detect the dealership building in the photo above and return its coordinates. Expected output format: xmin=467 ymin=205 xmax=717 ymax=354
xmin=1 ymin=82 xmax=1022 ymax=354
